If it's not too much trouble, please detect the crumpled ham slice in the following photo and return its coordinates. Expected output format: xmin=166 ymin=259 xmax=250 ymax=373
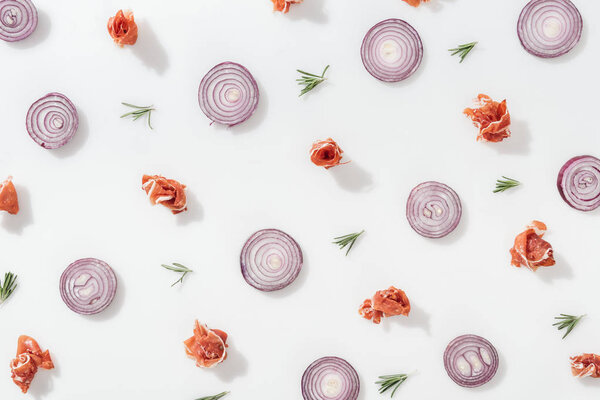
xmin=107 ymin=10 xmax=138 ymax=47
xmin=359 ymin=286 xmax=411 ymax=324
xmin=271 ymin=0 xmax=302 ymax=13
xmin=0 ymin=176 xmax=19 ymax=214
xmin=10 ymin=335 xmax=54 ymax=393
xmin=184 ymin=320 xmax=228 ymax=368
xmin=463 ymin=94 xmax=511 ymax=142
xmin=509 ymin=221 xmax=555 ymax=272
xmin=141 ymin=175 xmax=187 ymax=214
xmin=403 ymin=0 xmax=430 ymax=6
xmin=571 ymin=353 xmax=600 ymax=378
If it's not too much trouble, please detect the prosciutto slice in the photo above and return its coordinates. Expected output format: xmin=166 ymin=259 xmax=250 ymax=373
xmin=10 ymin=336 xmax=54 ymax=393
xmin=510 ymin=221 xmax=555 ymax=271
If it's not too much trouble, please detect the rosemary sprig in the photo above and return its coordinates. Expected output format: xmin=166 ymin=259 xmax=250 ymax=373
xmin=493 ymin=176 xmax=520 ymax=193
xmin=195 ymin=391 xmax=229 ymax=400
xmin=121 ymin=102 xmax=155 ymax=129
xmin=376 ymin=373 xmax=409 ymax=398
xmin=448 ymin=41 xmax=477 ymax=63
xmin=333 ymin=230 xmax=364 ymax=256
xmin=161 ymin=263 xmax=193 ymax=287
xmin=553 ymin=313 xmax=585 ymax=339
xmin=296 ymin=65 xmax=329 ymax=96
xmin=0 ymin=272 xmax=17 ymax=303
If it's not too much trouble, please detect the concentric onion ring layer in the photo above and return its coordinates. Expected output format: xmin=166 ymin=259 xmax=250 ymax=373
xmin=406 ymin=181 xmax=462 ymax=239
xmin=360 ymin=18 xmax=423 ymax=82
xmin=198 ymin=61 xmax=259 ymax=127
xmin=26 ymin=92 xmax=79 ymax=149
xmin=557 ymin=155 xmax=600 ymax=211
xmin=517 ymin=0 xmax=582 ymax=58
xmin=240 ymin=229 xmax=303 ymax=291
xmin=444 ymin=334 xmax=499 ymax=388
xmin=0 ymin=0 xmax=37 ymax=42
xmin=59 ymin=258 xmax=117 ymax=315
xmin=301 ymin=356 xmax=360 ymax=400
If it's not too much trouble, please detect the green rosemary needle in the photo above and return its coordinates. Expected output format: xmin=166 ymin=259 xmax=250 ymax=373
xmin=333 ymin=230 xmax=365 ymax=256
xmin=121 ymin=102 xmax=155 ymax=129
xmin=195 ymin=391 xmax=229 ymax=400
xmin=493 ymin=176 xmax=520 ymax=193
xmin=297 ymin=65 xmax=330 ymax=97
xmin=161 ymin=263 xmax=193 ymax=287
xmin=448 ymin=41 xmax=477 ymax=63
xmin=0 ymin=272 xmax=17 ymax=303
xmin=376 ymin=373 xmax=409 ymax=398
xmin=553 ymin=313 xmax=585 ymax=339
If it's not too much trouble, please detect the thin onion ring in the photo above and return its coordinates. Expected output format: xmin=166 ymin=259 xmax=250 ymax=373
xmin=0 ymin=0 xmax=37 ymax=42
xmin=301 ymin=356 xmax=360 ymax=400
xmin=557 ymin=155 xmax=600 ymax=211
xmin=406 ymin=181 xmax=462 ymax=239
xmin=443 ymin=334 xmax=499 ymax=388
xmin=26 ymin=92 xmax=79 ymax=149
xmin=59 ymin=258 xmax=117 ymax=315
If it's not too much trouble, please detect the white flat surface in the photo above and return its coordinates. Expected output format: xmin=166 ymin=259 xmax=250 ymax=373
xmin=1 ymin=0 xmax=600 ymax=399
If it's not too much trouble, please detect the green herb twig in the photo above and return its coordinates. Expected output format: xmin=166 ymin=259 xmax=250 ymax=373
xmin=333 ymin=230 xmax=364 ymax=256
xmin=0 ymin=272 xmax=17 ymax=303
xmin=493 ymin=176 xmax=520 ymax=193
xmin=297 ymin=65 xmax=329 ymax=97
xmin=376 ymin=373 xmax=409 ymax=398
xmin=448 ymin=41 xmax=477 ymax=63
xmin=121 ymin=102 xmax=155 ymax=129
xmin=161 ymin=263 xmax=193 ymax=287
xmin=195 ymin=391 xmax=229 ymax=400
xmin=553 ymin=313 xmax=585 ymax=339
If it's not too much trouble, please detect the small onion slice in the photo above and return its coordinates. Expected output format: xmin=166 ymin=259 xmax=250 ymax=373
xmin=444 ymin=334 xmax=499 ymax=388
xmin=59 ymin=258 xmax=117 ymax=315
xmin=517 ymin=0 xmax=583 ymax=58
xmin=198 ymin=61 xmax=259 ymax=127
xmin=240 ymin=228 xmax=303 ymax=292
xmin=26 ymin=92 xmax=79 ymax=149
xmin=557 ymin=155 xmax=600 ymax=211
xmin=0 ymin=0 xmax=38 ymax=42
xmin=301 ymin=356 xmax=360 ymax=400
xmin=406 ymin=181 xmax=462 ymax=239
xmin=360 ymin=18 xmax=423 ymax=82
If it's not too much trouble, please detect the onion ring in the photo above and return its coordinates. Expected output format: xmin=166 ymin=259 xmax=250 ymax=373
xmin=0 ymin=0 xmax=37 ymax=42
xmin=557 ymin=155 xmax=600 ymax=211
xmin=406 ymin=181 xmax=462 ymax=238
xmin=360 ymin=18 xmax=423 ymax=82
xmin=59 ymin=258 xmax=117 ymax=315
xmin=198 ymin=61 xmax=259 ymax=127
xmin=444 ymin=334 xmax=499 ymax=388
xmin=301 ymin=356 xmax=360 ymax=400
xmin=26 ymin=92 xmax=79 ymax=149
xmin=240 ymin=228 xmax=303 ymax=292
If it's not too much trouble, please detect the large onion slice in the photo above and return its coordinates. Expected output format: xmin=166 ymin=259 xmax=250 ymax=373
xmin=557 ymin=155 xmax=600 ymax=211
xmin=406 ymin=181 xmax=462 ymax=239
xmin=59 ymin=258 xmax=117 ymax=315
xmin=360 ymin=18 xmax=423 ymax=82
xmin=240 ymin=229 xmax=303 ymax=292
xmin=517 ymin=0 xmax=583 ymax=58
xmin=444 ymin=334 xmax=499 ymax=388
xmin=301 ymin=356 xmax=360 ymax=400
xmin=0 ymin=0 xmax=37 ymax=42
xmin=198 ymin=62 xmax=259 ymax=127
xmin=26 ymin=92 xmax=79 ymax=149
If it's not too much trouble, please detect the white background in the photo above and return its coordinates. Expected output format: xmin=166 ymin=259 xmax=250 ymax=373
xmin=1 ymin=0 xmax=599 ymax=399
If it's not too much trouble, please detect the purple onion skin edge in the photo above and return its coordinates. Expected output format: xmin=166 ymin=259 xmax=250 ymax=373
xmin=557 ymin=155 xmax=600 ymax=212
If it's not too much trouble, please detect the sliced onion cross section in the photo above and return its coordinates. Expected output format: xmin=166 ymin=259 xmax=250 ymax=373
xmin=26 ymin=92 xmax=79 ymax=149
xmin=360 ymin=18 xmax=423 ymax=82
xmin=0 ymin=0 xmax=37 ymax=42
xmin=59 ymin=258 xmax=117 ymax=315
xmin=301 ymin=356 xmax=360 ymax=400
xmin=557 ymin=155 xmax=600 ymax=211
xmin=240 ymin=228 xmax=303 ymax=291
xmin=444 ymin=334 xmax=499 ymax=388
xmin=406 ymin=181 xmax=462 ymax=238
xmin=198 ymin=61 xmax=259 ymax=127
xmin=517 ymin=0 xmax=583 ymax=58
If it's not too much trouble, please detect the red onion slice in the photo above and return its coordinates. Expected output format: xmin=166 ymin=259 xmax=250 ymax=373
xmin=198 ymin=61 xmax=259 ymax=127
xmin=517 ymin=0 xmax=582 ymax=58
xmin=26 ymin=92 xmax=79 ymax=149
xmin=444 ymin=334 xmax=499 ymax=388
xmin=0 ymin=0 xmax=37 ymax=42
xmin=557 ymin=155 xmax=600 ymax=211
xmin=406 ymin=181 xmax=462 ymax=239
xmin=301 ymin=356 xmax=360 ymax=400
xmin=59 ymin=258 xmax=117 ymax=315
xmin=240 ymin=229 xmax=302 ymax=292
xmin=361 ymin=18 xmax=423 ymax=82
